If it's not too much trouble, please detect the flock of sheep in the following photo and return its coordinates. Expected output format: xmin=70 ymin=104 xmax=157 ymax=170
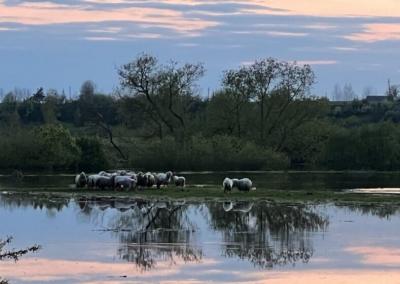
xmin=75 ymin=170 xmax=185 ymax=191
xmin=74 ymin=170 xmax=255 ymax=192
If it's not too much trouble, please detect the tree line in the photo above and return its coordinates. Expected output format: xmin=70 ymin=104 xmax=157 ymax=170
xmin=1 ymin=53 xmax=399 ymax=172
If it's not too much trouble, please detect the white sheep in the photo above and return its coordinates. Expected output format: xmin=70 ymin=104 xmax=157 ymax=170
xmin=145 ymin=172 xmax=156 ymax=187
xmin=223 ymin=177 xmax=233 ymax=193
xmin=155 ymin=171 xmax=173 ymax=189
xmin=173 ymin=175 xmax=186 ymax=187
xmin=75 ymin=172 xmax=87 ymax=188
xmin=87 ymin=174 xmax=102 ymax=189
xmin=114 ymin=175 xmax=136 ymax=191
xmin=232 ymin=178 xmax=253 ymax=192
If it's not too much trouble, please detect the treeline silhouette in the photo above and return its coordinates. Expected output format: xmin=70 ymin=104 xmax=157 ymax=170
xmin=1 ymin=54 xmax=400 ymax=172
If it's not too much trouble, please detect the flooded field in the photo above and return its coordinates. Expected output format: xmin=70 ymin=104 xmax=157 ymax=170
xmin=1 ymin=193 xmax=400 ymax=283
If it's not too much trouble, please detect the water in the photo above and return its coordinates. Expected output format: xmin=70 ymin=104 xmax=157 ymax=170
xmin=2 ymin=171 xmax=400 ymax=191
xmin=1 ymin=193 xmax=400 ymax=283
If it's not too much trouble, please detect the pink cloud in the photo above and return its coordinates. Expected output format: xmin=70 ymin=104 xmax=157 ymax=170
xmin=344 ymin=23 xmax=400 ymax=42
xmin=0 ymin=2 xmax=218 ymax=35
xmin=240 ymin=0 xmax=400 ymax=18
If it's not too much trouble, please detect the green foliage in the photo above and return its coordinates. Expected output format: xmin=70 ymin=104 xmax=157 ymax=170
xmin=3 ymin=55 xmax=400 ymax=172
xmin=33 ymin=125 xmax=81 ymax=170
xmin=0 ymin=125 xmax=80 ymax=171
xmin=322 ymin=123 xmax=400 ymax=170
xmin=76 ymin=137 xmax=109 ymax=171
xmin=126 ymin=135 xmax=289 ymax=171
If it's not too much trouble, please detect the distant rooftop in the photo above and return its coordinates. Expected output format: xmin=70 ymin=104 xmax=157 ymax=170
xmin=365 ymin=95 xmax=388 ymax=102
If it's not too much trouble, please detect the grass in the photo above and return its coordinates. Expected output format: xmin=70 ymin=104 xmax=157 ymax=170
xmin=3 ymin=185 xmax=400 ymax=204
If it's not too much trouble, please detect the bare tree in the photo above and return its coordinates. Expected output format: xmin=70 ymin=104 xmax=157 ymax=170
xmin=332 ymin=84 xmax=343 ymax=101
xmin=343 ymin=83 xmax=357 ymax=101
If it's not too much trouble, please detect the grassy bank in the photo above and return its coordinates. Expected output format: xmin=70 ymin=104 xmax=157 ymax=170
xmin=3 ymin=185 xmax=400 ymax=204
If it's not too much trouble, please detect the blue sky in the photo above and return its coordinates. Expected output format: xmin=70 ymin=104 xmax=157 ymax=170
xmin=1 ymin=0 xmax=400 ymax=97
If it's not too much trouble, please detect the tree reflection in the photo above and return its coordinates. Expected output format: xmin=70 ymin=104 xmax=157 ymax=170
xmin=78 ymin=198 xmax=202 ymax=271
xmin=0 ymin=193 xmax=69 ymax=212
xmin=336 ymin=203 xmax=400 ymax=219
xmin=207 ymin=201 xmax=329 ymax=269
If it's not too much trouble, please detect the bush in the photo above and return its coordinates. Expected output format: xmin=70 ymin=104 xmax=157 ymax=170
xmin=321 ymin=122 xmax=400 ymax=170
xmin=125 ymin=135 xmax=289 ymax=171
xmin=0 ymin=125 xmax=80 ymax=171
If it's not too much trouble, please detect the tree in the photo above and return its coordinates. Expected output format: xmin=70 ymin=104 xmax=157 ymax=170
xmin=0 ymin=237 xmax=40 ymax=284
xmin=157 ymin=60 xmax=205 ymax=140
xmin=248 ymin=59 xmax=281 ymax=141
xmin=264 ymin=61 xmax=315 ymax=141
xmin=80 ymin=80 xmax=95 ymax=98
xmin=222 ymin=60 xmax=315 ymax=142
xmin=222 ymin=68 xmax=253 ymax=138
xmin=118 ymin=54 xmax=204 ymax=142
xmin=343 ymin=83 xmax=357 ymax=101
xmin=0 ymin=92 xmax=19 ymax=126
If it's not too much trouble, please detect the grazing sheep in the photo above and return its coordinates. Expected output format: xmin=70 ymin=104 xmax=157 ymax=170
xmin=136 ymin=172 xmax=148 ymax=188
xmin=95 ymin=175 xmax=116 ymax=190
xmin=125 ymin=170 xmax=136 ymax=177
xmin=145 ymin=172 xmax=156 ymax=187
xmin=75 ymin=172 xmax=87 ymax=188
xmin=98 ymin=171 xmax=113 ymax=177
xmin=232 ymin=178 xmax=253 ymax=192
xmin=223 ymin=178 xmax=233 ymax=193
xmin=155 ymin=171 xmax=173 ymax=189
xmin=116 ymin=170 xmax=127 ymax=176
xmin=87 ymin=174 xmax=101 ymax=189
xmin=173 ymin=175 xmax=186 ymax=187
xmin=114 ymin=176 xmax=137 ymax=191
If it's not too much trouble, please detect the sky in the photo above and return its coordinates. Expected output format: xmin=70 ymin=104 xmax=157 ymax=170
xmin=1 ymin=0 xmax=400 ymax=97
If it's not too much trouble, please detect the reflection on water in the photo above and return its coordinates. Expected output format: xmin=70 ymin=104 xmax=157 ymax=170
xmin=1 ymin=193 xmax=400 ymax=283
xmin=209 ymin=201 xmax=328 ymax=268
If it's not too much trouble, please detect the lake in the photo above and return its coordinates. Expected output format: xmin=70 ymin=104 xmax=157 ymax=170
xmin=1 ymin=192 xmax=400 ymax=283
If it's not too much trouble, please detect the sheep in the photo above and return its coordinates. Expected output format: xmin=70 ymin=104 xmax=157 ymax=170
xmin=223 ymin=177 xmax=253 ymax=192
xmin=75 ymin=172 xmax=87 ymax=188
xmin=125 ymin=171 xmax=136 ymax=177
xmin=232 ymin=178 xmax=253 ymax=192
xmin=136 ymin=172 xmax=148 ymax=188
xmin=173 ymin=175 xmax=186 ymax=187
xmin=223 ymin=177 xmax=233 ymax=193
xmin=145 ymin=172 xmax=156 ymax=187
xmin=114 ymin=175 xmax=137 ymax=191
xmin=98 ymin=171 xmax=113 ymax=177
xmin=87 ymin=174 xmax=101 ymax=189
xmin=116 ymin=170 xmax=127 ymax=176
xmin=155 ymin=171 xmax=173 ymax=189
xmin=95 ymin=175 xmax=116 ymax=190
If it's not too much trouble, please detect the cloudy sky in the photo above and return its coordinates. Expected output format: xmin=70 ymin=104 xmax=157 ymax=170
xmin=1 ymin=0 xmax=400 ymax=97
